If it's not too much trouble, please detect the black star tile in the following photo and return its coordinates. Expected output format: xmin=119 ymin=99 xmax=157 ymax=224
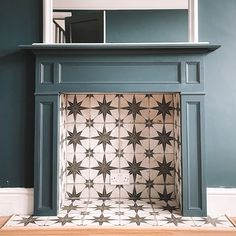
xmin=92 ymin=214 xmax=111 ymax=225
xmin=115 ymin=119 xmax=124 ymax=127
xmin=145 ymin=94 xmax=152 ymax=98
xmin=93 ymin=126 xmax=116 ymax=152
xmin=151 ymin=126 xmax=174 ymax=151
xmin=163 ymin=214 xmax=185 ymax=226
xmin=129 ymin=203 xmax=144 ymax=213
xmin=97 ymin=186 xmax=113 ymax=200
xmin=53 ymin=214 xmax=75 ymax=226
xmin=157 ymin=186 xmax=173 ymax=202
xmin=122 ymin=95 xmax=146 ymax=120
xmin=128 ymin=214 xmax=148 ymax=226
xmin=93 ymin=95 xmax=116 ymax=121
xmin=67 ymin=185 xmax=81 ymax=199
xmin=162 ymin=203 xmax=178 ymax=213
xmin=92 ymin=155 xmax=116 ymax=182
xmin=199 ymin=216 xmax=227 ymax=227
xmin=66 ymin=155 xmax=87 ymax=181
xmin=115 ymin=212 xmax=124 ymax=216
xmin=85 ymin=148 xmax=95 ymax=158
xmin=152 ymin=95 xmax=173 ymax=121
xmin=115 ymin=94 xmax=124 ymax=98
xmin=122 ymin=126 xmax=147 ymax=151
xmin=145 ymin=179 xmax=154 ymax=189
xmin=145 ymin=149 xmax=154 ymax=159
xmin=127 ymin=186 xmax=142 ymax=201
xmin=152 ymin=155 xmax=174 ymax=182
xmin=61 ymin=202 xmax=78 ymax=213
xmin=176 ymin=134 xmax=181 ymax=150
xmin=176 ymin=101 xmax=181 ymax=117
xmin=177 ymin=167 xmax=182 ymax=184
xmin=67 ymin=95 xmax=87 ymax=120
xmin=81 ymin=211 xmax=90 ymax=216
xmin=67 ymin=125 xmax=87 ymax=151
xmin=122 ymin=155 xmax=146 ymax=182
xmin=85 ymin=118 xmax=94 ymax=128
xmin=115 ymin=149 xmax=124 ymax=158
xmin=145 ymin=118 xmax=154 ymax=128
xmin=85 ymin=179 xmax=94 ymax=188
xmin=18 ymin=216 xmax=39 ymax=226
xmin=95 ymin=202 xmax=112 ymax=212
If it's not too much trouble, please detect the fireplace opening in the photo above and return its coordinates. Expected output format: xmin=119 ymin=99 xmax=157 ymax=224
xmin=59 ymin=93 xmax=182 ymax=222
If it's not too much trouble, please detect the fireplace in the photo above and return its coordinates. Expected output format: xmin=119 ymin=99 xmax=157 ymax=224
xmin=59 ymin=93 xmax=182 ymax=216
xmin=26 ymin=43 xmax=219 ymax=217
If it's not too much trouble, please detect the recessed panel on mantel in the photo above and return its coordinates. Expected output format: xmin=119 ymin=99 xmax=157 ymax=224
xmin=59 ymin=62 xmax=181 ymax=84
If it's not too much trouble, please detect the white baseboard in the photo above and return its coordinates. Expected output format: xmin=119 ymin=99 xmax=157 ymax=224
xmin=0 ymin=188 xmax=235 ymax=216
xmin=0 ymin=188 xmax=33 ymax=216
xmin=207 ymin=188 xmax=236 ymax=216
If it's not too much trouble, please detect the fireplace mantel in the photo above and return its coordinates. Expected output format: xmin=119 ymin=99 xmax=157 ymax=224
xmin=25 ymin=43 xmax=219 ymax=217
xmin=21 ymin=43 xmax=220 ymax=54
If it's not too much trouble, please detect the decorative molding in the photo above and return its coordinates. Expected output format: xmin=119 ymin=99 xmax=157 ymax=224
xmin=43 ymin=0 xmax=53 ymax=43
xmin=185 ymin=62 xmax=200 ymax=84
xmin=40 ymin=63 xmax=54 ymax=84
xmin=58 ymin=61 xmax=181 ymax=85
xmin=0 ymin=188 xmax=33 ymax=215
xmin=34 ymin=96 xmax=59 ymax=216
xmin=207 ymin=188 xmax=236 ymax=216
xmin=181 ymin=95 xmax=206 ymax=216
xmin=188 ymin=0 xmax=199 ymax=42
xmin=53 ymin=0 xmax=188 ymax=10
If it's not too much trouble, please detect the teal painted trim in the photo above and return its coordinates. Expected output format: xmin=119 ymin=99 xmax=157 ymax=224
xmin=181 ymin=95 xmax=206 ymax=216
xmin=20 ymin=43 xmax=220 ymax=54
xmin=34 ymin=95 xmax=59 ymax=216
xmin=34 ymin=54 xmax=205 ymax=94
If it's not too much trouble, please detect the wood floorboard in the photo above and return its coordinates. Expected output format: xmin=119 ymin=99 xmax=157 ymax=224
xmin=0 ymin=216 xmax=10 ymax=229
xmin=1 ymin=226 xmax=236 ymax=236
xmin=229 ymin=217 xmax=236 ymax=226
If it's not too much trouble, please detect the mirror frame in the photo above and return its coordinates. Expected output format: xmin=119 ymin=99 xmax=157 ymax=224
xmin=43 ymin=0 xmax=198 ymax=44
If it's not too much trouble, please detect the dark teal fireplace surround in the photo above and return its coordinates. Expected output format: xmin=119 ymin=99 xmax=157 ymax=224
xmin=23 ymin=43 xmax=219 ymax=217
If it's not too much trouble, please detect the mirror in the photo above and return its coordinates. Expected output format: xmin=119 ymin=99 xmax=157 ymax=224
xmin=43 ymin=0 xmax=198 ymax=44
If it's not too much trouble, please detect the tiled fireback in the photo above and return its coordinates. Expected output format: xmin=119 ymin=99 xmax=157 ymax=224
xmin=59 ymin=93 xmax=182 ymax=213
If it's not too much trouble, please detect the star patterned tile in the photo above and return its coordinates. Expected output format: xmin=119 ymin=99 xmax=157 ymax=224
xmin=59 ymin=93 xmax=183 ymax=214
xmin=5 ymin=200 xmax=234 ymax=228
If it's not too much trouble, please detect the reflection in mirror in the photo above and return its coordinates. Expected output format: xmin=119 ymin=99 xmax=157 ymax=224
xmin=49 ymin=0 xmax=198 ymax=44
xmin=53 ymin=12 xmax=71 ymax=43
xmin=53 ymin=10 xmax=104 ymax=43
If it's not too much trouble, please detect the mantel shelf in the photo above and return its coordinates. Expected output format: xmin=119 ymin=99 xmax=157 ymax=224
xmin=20 ymin=43 xmax=220 ymax=54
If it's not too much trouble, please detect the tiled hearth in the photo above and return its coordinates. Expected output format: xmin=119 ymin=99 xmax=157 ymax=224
xmin=5 ymin=202 xmax=234 ymax=227
xmin=59 ymin=93 xmax=181 ymax=215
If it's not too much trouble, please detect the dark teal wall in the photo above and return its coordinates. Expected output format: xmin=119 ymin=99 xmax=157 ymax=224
xmin=106 ymin=10 xmax=188 ymax=43
xmin=0 ymin=0 xmax=42 ymax=187
xmin=0 ymin=0 xmax=235 ymax=188
xmin=199 ymin=0 xmax=236 ymax=187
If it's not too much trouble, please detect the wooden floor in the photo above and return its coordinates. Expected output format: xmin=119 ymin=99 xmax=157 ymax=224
xmin=1 ymin=216 xmax=236 ymax=236
xmin=231 ymin=217 xmax=236 ymax=226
